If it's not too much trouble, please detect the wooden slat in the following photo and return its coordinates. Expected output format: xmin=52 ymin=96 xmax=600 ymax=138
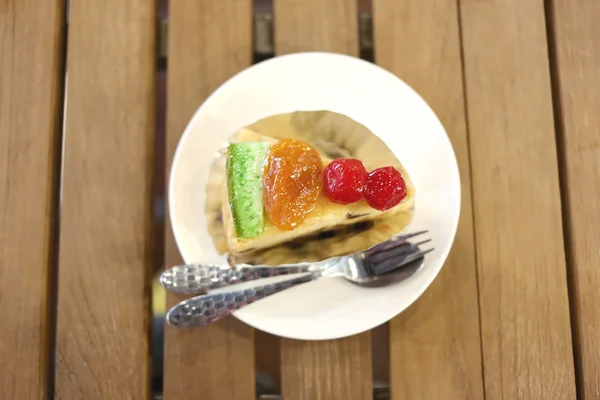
xmin=255 ymin=331 xmax=281 ymax=388
xmin=273 ymin=1 xmax=372 ymax=399
xmin=459 ymin=0 xmax=577 ymax=398
xmin=163 ymin=1 xmax=255 ymax=399
xmin=0 ymin=1 xmax=65 ymax=399
xmin=547 ymin=0 xmax=600 ymax=396
xmin=372 ymin=0 xmax=484 ymax=398
xmin=274 ymin=0 xmax=359 ymax=55
xmin=55 ymin=1 xmax=155 ymax=399
xmin=281 ymin=338 xmax=372 ymax=400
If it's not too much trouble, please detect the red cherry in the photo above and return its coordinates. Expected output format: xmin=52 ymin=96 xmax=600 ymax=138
xmin=323 ymin=158 xmax=368 ymax=204
xmin=364 ymin=167 xmax=407 ymax=211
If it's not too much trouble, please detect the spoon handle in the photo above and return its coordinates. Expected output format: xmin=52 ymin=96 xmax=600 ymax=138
xmin=166 ymin=273 xmax=318 ymax=327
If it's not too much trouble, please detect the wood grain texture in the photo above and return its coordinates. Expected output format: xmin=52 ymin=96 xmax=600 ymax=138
xmin=373 ymin=0 xmax=484 ymax=398
xmin=459 ymin=0 xmax=577 ymax=398
xmin=274 ymin=0 xmax=358 ymax=55
xmin=163 ymin=1 xmax=255 ymax=399
xmin=281 ymin=337 xmax=372 ymax=400
xmin=547 ymin=0 xmax=600 ymax=397
xmin=255 ymin=331 xmax=281 ymax=387
xmin=0 ymin=1 xmax=65 ymax=399
xmin=55 ymin=1 xmax=155 ymax=399
xmin=274 ymin=2 xmax=372 ymax=400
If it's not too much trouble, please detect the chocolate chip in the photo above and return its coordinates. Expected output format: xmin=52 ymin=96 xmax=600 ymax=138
xmin=316 ymin=230 xmax=336 ymax=239
xmin=351 ymin=221 xmax=374 ymax=233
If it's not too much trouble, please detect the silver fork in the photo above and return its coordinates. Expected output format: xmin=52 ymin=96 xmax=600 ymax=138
xmin=165 ymin=231 xmax=432 ymax=327
xmin=161 ymin=230 xmax=431 ymax=295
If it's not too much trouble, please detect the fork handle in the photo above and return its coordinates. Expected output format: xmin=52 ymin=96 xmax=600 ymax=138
xmin=166 ymin=273 xmax=318 ymax=327
xmin=160 ymin=263 xmax=315 ymax=294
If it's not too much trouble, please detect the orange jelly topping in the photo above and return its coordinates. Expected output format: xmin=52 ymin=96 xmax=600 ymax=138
xmin=262 ymin=139 xmax=323 ymax=231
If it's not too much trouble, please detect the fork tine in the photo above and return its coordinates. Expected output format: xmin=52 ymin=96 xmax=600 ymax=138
xmin=369 ymin=248 xmax=434 ymax=276
xmin=413 ymin=239 xmax=432 ymax=247
xmin=366 ymin=231 xmax=429 ymax=257
xmin=366 ymin=236 xmax=427 ymax=260
xmin=391 ymin=230 xmax=428 ymax=241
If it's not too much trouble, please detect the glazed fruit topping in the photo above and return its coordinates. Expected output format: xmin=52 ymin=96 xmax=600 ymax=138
xmin=364 ymin=166 xmax=407 ymax=211
xmin=262 ymin=139 xmax=323 ymax=231
xmin=324 ymin=158 xmax=368 ymax=205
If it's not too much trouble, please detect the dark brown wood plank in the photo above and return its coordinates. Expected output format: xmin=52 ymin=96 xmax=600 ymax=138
xmin=459 ymin=0 xmax=577 ymax=398
xmin=372 ymin=0 xmax=484 ymax=398
xmin=273 ymin=1 xmax=372 ymax=399
xmin=55 ymin=1 xmax=156 ymax=399
xmin=0 ymin=1 xmax=65 ymax=398
xmin=163 ymin=1 xmax=255 ymax=399
xmin=547 ymin=0 xmax=600 ymax=397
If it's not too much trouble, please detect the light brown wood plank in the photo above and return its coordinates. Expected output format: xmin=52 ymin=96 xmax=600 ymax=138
xmin=459 ymin=0 xmax=577 ymax=398
xmin=163 ymin=1 xmax=255 ymax=399
xmin=373 ymin=0 xmax=484 ymax=398
xmin=274 ymin=2 xmax=372 ymax=399
xmin=0 ymin=1 xmax=65 ymax=399
xmin=55 ymin=1 xmax=155 ymax=399
xmin=281 ymin=337 xmax=372 ymax=400
xmin=547 ymin=0 xmax=600 ymax=397
xmin=274 ymin=0 xmax=358 ymax=55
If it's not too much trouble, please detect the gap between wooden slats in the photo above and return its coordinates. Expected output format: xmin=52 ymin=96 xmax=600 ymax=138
xmin=0 ymin=1 xmax=66 ymax=399
xmin=372 ymin=0 xmax=485 ymax=398
xmin=162 ymin=1 xmax=256 ymax=399
xmin=545 ymin=0 xmax=600 ymax=397
xmin=273 ymin=1 xmax=373 ymax=399
xmin=459 ymin=0 xmax=577 ymax=398
xmin=55 ymin=1 xmax=156 ymax=399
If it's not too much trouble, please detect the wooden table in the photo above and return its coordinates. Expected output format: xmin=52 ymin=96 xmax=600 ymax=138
xmin=1 ymin=0 xmax=599 ymax=399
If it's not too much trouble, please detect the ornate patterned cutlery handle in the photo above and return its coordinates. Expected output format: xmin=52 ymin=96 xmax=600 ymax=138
xmin=166 ymin=273 xmax=317 ymax=327
xmin=160 ymin=260 xmax=335 ymax=294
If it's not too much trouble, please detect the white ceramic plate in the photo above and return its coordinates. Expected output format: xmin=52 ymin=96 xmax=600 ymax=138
xmin=169 ymin=52 xmax=460 ymax=340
